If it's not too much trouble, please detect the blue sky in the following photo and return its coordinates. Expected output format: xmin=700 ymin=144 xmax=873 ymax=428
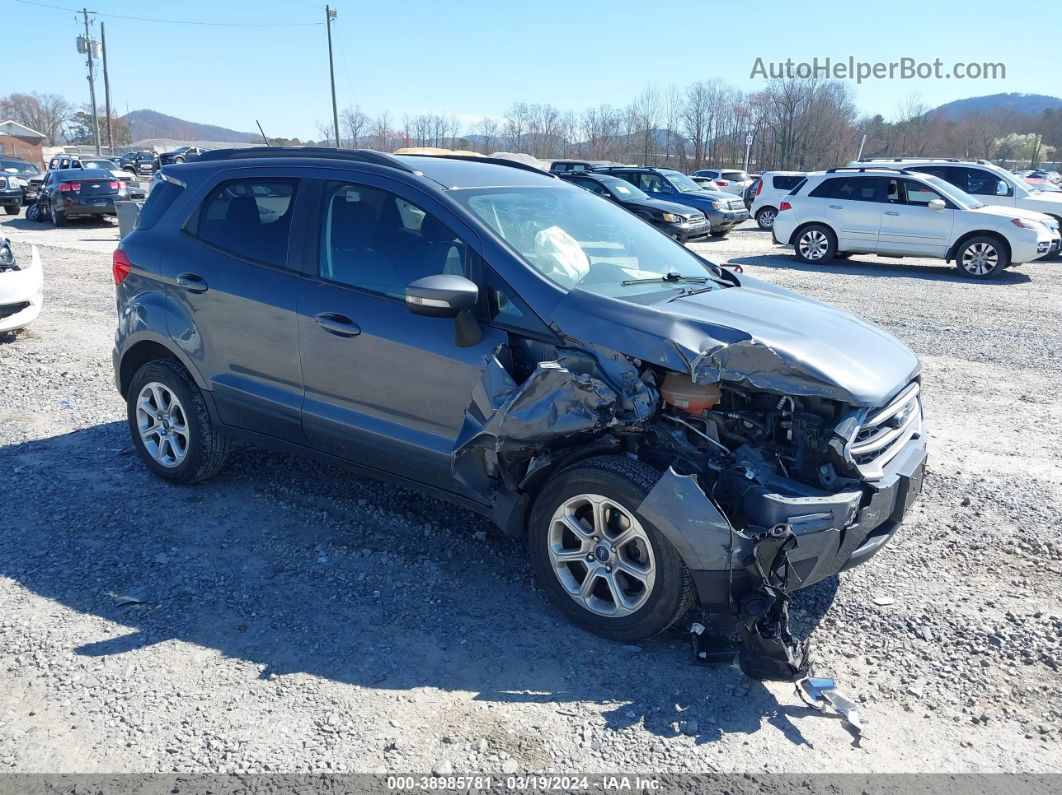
xmin=5 ymin=0 xmax=1059 ymax=140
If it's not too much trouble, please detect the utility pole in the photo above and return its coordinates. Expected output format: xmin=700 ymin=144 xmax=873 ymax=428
xmin=101 ymin=22 xmax=113 ymax=156
xmin=325 ymin=5 xmax=340 ymax=148
xmin=80 ymin=8 xmax=101 ymax=155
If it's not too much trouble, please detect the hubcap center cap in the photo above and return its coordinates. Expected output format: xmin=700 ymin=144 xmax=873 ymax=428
xmin=593 ymin=543 xmax=612 ymax=563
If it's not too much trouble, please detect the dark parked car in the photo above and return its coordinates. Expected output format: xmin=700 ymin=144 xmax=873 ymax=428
xmin=0 ymin=157 xmax=44 ymax=211
xmin=112 ymin=148 xmax=925 ymax=678
xmin=560 ymin=172 xmax=709 ymax=242
xmin=549 ymin=159 xmax=605 ymax=175
xmin=158 ymin=146 xmax=210 ymax=165
xmin=601 ymin=167 xmax=749 ymax=236
xmin=120 ymin=151 xmax=159 ymax=176
xmin=37 ymin=168 xmax=126 ymax=225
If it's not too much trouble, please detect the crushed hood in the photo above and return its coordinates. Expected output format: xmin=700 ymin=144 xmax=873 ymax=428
xmin=551 ymin=273 xmax=920 ymax=407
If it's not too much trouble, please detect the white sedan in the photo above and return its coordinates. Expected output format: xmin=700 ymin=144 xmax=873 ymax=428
xmin=0 ymin=239 xmax=43 ymax=333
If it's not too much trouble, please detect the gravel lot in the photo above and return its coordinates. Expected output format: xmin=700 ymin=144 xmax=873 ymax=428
xmin=1 ymin=213 xmax=1059 ymax=775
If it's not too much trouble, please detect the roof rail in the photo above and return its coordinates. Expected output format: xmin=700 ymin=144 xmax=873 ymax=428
xmin=401 ymin=153 xmax=556 ymax=177
xmin=826 ymin=166 xmax=903 ymax=174
xmin=192 ymin=147 xmax=417 ymax=173
xmin=857 ymin=156 xmax=966 ymax=163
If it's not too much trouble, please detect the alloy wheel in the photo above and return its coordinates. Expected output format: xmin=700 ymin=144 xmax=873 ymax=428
xmin=961 ymin=242 xmax=999 ymax=276
xmin=798 ymin=229 xmax=829 ymax=260
xmin=758 ymin=209 xmax=776 ymax=229
xmin=546 ymin=494 xmax=656 ymax=618
xmin=135 ymin=382 xmax=189 ymax=468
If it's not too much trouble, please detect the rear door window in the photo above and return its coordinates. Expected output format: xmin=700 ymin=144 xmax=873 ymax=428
xmin=809 ymin=177 xmax=883 ymax=202
xmin=192 ymin=178 xmax=297 ymax=268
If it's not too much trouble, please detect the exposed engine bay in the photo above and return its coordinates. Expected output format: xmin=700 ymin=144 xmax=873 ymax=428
xmin=453 ymin=331 xmax=924 ymax=695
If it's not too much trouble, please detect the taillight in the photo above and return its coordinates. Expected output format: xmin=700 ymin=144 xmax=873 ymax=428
xmin=755 ymin=179 xmax=763 ymax=196
xmin=112 ymin=249 xmax=132 ymax=284
xmin=60 ymin=182 xmax=80 ymax=192
xmin=779 ymin=201 xmax=792 ymax=212
xmin=109 ymin=181 xmax=120 ymax=190
xmin=715 ymin=180 xmax=727 ymax=187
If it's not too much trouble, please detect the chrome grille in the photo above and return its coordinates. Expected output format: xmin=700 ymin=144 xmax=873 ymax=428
xmin=850 ymin=382 xmax=922 ymax=479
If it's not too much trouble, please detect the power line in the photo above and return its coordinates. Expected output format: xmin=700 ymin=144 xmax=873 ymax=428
xmin=14 ymin=0 xmax=324 ymax=27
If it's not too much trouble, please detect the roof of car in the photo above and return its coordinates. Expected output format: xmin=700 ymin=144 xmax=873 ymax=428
xmin=53 ymin=168 xmax=113 ymax=179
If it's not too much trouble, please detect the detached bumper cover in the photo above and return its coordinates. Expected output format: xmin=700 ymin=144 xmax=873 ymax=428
xmin=0 ymin=245 xmax=44 ymax=332
xmin=690 ymin=433 xmax=927 ymax=609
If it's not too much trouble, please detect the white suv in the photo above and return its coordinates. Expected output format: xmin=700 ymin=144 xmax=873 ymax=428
xmin=749 ymin=171 xmax=806 ymax=230
xmin=692 ymin=168 xmax=753 ymax=192
xmin=771 ymin=167 xmax=1059 ymax=278
xmin=852 ymin=158 xmax=1062 ymax=231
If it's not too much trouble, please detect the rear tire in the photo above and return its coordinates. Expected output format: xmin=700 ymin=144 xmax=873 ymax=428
xmin=127 ymin=358 xmax=231 ymax=484
xmin=51 ymin=207 xmax=66 ymax=227
xmin=529 ymin=456 xmax=695 ymax=642
xmin=4 ymin=203 xmax=19 ymax=216
xmin=956 ymin=235 xmax=1007 ymax=279
xmin=794 ymin=224 xmax=837 ymax=263
xmin=755 ymin=207 xmax=777 ymax=230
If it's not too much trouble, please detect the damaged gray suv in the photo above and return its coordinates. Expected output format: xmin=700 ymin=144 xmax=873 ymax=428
xmin=113 ymin=149 xmax=927 ymax=678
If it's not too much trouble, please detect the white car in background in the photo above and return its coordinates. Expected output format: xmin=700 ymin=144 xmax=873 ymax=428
xmin=692 ymin=168 xmax=754 ymax=193
xmin=0 ymin=239 xmax=43 ymax=333
xmin=852 ymin=158 xmax=1062 ymax=232
xmin=771 ymin=167 xmax=1059 ymax=279
xmin=749 ymin=171 xmax=807 ymax=230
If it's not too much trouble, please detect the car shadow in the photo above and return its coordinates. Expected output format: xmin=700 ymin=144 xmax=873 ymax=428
xmin=729 ymin=253 xmax=1035 ymax=284
xmin=1 ymin=422 xmax=842 ymax=747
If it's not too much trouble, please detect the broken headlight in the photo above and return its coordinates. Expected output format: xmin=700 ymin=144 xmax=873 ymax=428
xmin=0 ymin=240 xmax=16 ymax=270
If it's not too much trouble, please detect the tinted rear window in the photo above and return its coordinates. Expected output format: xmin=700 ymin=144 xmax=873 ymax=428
xmin=192 ymin=178 xmax=297 ymax=267
xmin=772 ymin=175 xmax=805 ymax=190
xmin=808 ymin=177 xmax=882 ymax=201
xmin=722 ymin=171 xmax=748 ymax=181
xmin=136 ymin=180 xmax=183 ymax=230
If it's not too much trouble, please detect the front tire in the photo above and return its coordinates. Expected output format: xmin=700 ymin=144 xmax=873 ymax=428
xmin=794 ymin=224 xmax=837 ymax=263
xmin=4 ymin=203 xmax=20 ymax=216
xmin=127 ymin=358 xmax=230 ymax=484
xmin=529 ymin=456 xmax=695 ymax=642
xmin=755 ymin=207 xmax=777 ymax=230
xmin=956 ymin=235 xmax=1007 ymax=279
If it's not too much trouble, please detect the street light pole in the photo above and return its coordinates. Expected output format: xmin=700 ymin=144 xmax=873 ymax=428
xmin=101 ymin=22 xmax=113 ymax=156
xmin=325 ymin=5 xmax=340 ymax=148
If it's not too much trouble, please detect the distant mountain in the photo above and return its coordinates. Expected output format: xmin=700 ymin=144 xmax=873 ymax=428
xmin=927 ymin=93 xmax=1062 ymax=120
xmin=120 ymin=109 xmax=261 ymax=144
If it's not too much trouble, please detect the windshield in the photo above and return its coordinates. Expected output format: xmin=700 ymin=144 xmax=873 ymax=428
xmin=451 ymin=186 xmax=720 ymax=299
xmin=0 ymin=159 xmax=41 ymax=176
xmin=81 ymin=160 xmax=118 ymax=171
xmin=663 ymin=171 xmax=706 ymax=193
xmin=917 ymin=174 xmax=985 ymax=210
xmin=601 ymin=177 xmax=650 ymax=201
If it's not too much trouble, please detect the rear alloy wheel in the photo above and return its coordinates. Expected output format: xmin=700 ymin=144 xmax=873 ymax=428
xmin=529 ymin=456 xmax=694 ymax=641
xmin=956 ymin=236 xmax=1006 ymax=279
xmin=127 ymin=358 xmax=230 ymax=483
xmin=755 ymin=207 xmax=777 ymax=230
xmin=794 ymin=224 xmax=836 ymax=263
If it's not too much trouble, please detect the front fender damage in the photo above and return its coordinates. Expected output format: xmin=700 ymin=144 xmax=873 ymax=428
xmin=450 ymin=343 xmax=822 ymax=690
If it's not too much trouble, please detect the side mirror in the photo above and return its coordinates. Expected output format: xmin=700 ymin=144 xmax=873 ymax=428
xmin=405 ymin=274 xmax=483 ymax=347
xmin=928 ymin=199 xmax=946 ymax=211
xmin=405 ymin=274 xmax=478 ymax=318
xmin=996 ymin=180 xmax=1010 ymax=196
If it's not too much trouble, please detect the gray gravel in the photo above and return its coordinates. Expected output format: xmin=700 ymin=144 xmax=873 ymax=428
xmin=0 ymin=216 xmax=1059 ymax=774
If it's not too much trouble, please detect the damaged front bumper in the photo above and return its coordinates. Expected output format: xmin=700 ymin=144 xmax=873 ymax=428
xmin=664 ymin=433 xmax=927 ymax=613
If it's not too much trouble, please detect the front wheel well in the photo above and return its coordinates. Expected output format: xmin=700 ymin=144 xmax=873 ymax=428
xmin=947 ymin=231 xmax=1011 ymax=265
xmin=119 ymin=341 xmax=182 ymax=398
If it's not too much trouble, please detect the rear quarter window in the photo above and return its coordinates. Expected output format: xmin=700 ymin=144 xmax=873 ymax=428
xmin=136 ymin=180 xmax=184 ymax=230
xmin=773 ymin=175 xmax=805 ymax=190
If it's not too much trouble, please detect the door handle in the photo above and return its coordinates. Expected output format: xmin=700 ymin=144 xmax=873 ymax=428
xmin=176 ymin=272 xmax=208 ymax=292
xmin=828 ymin=204 xmax=843 ymax=209
xmin=884 ymin=210 xmax=900 ymax=216
xmin=315 ymin=312 xmax=361 ymax=338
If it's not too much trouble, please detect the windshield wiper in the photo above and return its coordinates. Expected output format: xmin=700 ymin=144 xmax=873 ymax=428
xmin=622 ymin=271 xmax=708 ymax=286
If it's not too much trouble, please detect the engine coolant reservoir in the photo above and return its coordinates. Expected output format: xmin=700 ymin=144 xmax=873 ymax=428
xmin=660 ymin=372 xmax=721 ymax=412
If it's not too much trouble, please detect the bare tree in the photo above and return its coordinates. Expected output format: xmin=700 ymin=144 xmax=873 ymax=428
xmin=340 ymin=105 xmax=369 ymax=147
xmin=1 ymin=92 xmax=73 ymax=145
